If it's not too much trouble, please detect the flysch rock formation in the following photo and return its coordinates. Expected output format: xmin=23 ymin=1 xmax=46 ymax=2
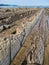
xmin=0 ymin=8 xmax=41 ymax=65
xmin=0 ymin=8 xmax=49 ymax=65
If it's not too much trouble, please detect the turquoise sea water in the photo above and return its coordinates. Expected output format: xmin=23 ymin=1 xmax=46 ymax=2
xmin=0 ymin=6 xmax=18 ymax=8
xmin=0 ymin=6 xmax=49 ymax=8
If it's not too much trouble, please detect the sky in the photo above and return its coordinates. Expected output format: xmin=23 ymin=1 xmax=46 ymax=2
xmin=0 ymin=0 xmax=49 ymax=6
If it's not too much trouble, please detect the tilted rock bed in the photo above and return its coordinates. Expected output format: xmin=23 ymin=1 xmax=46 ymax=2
xmin=0 ymin=9 xmax=39 ymax=35
xmin=0 ymin=10 xmax=38 ymax=32
xmin=0 ymin=9 xmax=44 ymax=65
